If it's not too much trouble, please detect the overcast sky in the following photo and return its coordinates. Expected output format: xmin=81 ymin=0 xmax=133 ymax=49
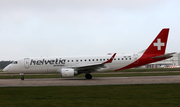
xmin=0 ymin=0 xmax=180 ymax=60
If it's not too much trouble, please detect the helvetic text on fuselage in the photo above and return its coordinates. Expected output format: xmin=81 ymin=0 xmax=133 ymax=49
xmin=30 ymin=58 xmax=66 ymax=66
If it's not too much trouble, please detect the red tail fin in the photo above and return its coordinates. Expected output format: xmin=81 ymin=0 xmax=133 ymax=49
xmin=144 ymin=28 xmax=169 ymax=55
xmin=115 ymin=28 xmax=170 ymax=71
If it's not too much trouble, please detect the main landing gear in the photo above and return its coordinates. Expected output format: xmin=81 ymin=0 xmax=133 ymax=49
xmin=20 ymin=73 xmax=24 ymax=80
xmin=85 ymin=74 xmax=92 ymax=79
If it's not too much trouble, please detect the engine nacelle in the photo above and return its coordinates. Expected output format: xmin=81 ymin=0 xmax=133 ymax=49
xmin=60 ymin=68 xmax=77 ymax=78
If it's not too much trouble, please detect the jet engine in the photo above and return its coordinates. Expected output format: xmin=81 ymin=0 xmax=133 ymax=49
xmin=60 ymin=68 xmax=78 ymax=78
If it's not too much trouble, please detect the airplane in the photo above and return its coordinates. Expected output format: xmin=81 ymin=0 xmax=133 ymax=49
xmin=3 ymin=28 xmax=176 ymax=80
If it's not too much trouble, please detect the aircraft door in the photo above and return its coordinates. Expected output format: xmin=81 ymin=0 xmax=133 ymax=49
xmin=24 ymin=58 xmax=30 ymax=68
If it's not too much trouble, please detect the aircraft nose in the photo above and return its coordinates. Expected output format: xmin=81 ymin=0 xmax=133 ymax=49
xmin=3 ymin=66 xmax=9 ymax=72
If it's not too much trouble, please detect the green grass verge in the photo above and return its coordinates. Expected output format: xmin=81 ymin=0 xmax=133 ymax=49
xmin=1 ymin=72 xmax=180 ymax=79
xmin=0 ymin=84 xmax=180 ymax=107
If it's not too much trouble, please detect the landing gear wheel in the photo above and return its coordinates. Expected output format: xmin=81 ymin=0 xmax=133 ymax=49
xmin=85 ymin=74 xmax=92 ymax=79
xmin=21 ymin=75 xmax=24 ymax=80
xmin=20 ymin=73 xmax=25 ymax=80
xmin=21 ymin=77 xmax=24 ymax=80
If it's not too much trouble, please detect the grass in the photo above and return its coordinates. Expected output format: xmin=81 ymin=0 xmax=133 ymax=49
xmin=0 ymin=84 xmax=180 ymax=107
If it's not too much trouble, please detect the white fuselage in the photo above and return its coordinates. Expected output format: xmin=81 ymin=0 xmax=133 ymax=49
xmin=3 ymin=53 xmax=141 ymax=74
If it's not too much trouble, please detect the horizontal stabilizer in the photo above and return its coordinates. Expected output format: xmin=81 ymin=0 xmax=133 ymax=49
xmin=152 ymin=52 xmax=176 ymax=59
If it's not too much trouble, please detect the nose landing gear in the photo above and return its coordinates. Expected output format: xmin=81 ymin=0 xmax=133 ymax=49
xmin=19 ymin=73 xmax=24 ymax=80
xmin=21 ymin=75 xmax=24 ymax=80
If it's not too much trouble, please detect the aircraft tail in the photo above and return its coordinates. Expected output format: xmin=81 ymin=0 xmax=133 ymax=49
xmin=143 ymin=28 xmax=169 ymax=55
xmin=115 ymin=28 xmax=171 ymax=71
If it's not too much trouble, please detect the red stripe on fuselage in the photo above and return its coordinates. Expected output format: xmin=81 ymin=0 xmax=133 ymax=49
xmin=115 ymin=54 xmax=167 ymax=71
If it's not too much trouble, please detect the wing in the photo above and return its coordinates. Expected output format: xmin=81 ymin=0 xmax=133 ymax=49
xmin=74 ymin=53 xmax=116 ymax=72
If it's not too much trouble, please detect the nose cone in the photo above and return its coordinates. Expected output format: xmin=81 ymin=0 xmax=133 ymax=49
xmin=3 ymin=66 xmax=9 ymax=72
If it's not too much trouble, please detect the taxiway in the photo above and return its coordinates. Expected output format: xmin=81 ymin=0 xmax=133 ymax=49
xmin=1 ymin=75 xmax=180 ymax=87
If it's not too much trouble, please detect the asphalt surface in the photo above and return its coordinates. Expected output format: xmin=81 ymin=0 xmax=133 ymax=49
xmin=1 ymin=75 xmax=180 ymax=87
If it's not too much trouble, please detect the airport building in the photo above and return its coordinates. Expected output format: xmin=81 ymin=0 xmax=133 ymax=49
xmin=142 ymin=53 xmax=180 ymax=68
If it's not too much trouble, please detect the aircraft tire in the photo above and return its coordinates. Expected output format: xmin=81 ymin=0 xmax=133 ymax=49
xmin=85 ymin=74 xmax=92 ymax=79
xmin=21 ymin=77 xmax=24 ymax=80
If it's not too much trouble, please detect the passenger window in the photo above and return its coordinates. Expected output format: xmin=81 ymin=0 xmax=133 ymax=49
xmin=103 ymin=59 xmax=105 ymax=61
xmin=118 ymin=58 xmax=120 ymax=60
xmin=85 ymin=59 xmax=86 ymax=61
xmin=114 ymin=58 xmax=116 ymax=60
xmin=92 ymin=59 xmax=94 ymax=61
xmin=72 ymin=60 xmax=73 ymax=62
xmin=100 ymin=59 xmax=102 ymax=61
xmin=96 ymin=59 xmax=98 ymax=61
xmin=76 ymin=60 xmax=78 ymax=62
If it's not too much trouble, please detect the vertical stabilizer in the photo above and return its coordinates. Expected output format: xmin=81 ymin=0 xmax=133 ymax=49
xmin=143 ymin=28 xmax=169 ymax=55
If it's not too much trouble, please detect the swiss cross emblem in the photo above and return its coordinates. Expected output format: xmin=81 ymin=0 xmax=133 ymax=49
xmin=153 ymin=39 xmax=165 ymax=50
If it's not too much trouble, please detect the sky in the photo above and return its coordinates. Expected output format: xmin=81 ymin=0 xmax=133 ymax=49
xmin=0 ymin=0 xmax=180 ymax=60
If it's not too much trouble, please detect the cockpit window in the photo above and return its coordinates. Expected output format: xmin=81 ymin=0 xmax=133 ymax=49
xmin=12 ymin=61 xmax=18 ymax=64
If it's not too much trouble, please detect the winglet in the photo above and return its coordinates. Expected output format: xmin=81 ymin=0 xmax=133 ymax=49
xmin=103 ymin=53 xmax=116 ymax=64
